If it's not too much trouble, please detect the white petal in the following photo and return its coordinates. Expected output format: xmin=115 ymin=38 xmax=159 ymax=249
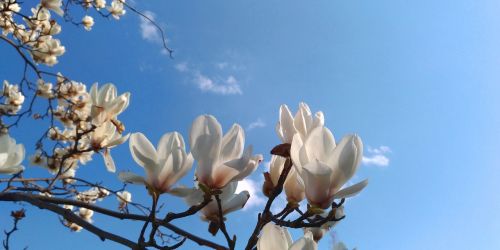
xmin=190 ymin=115 xmax=222 ymax=184
xmin=302 ymin=160 xmax=333 ymax=208
xmin=118 ymin=172 xmax=146 ymax=185
xmin=290 ymin=133 xmax=304 ymax=170
xmin=129 ymin=133 xmax=158 ymax=171
xmin=293 ymin=102 xmax=313 ymax=140
xmin=334 ymin=179 xmax=368 ymax=199
xmin=304 ymin=127 xmax=336 ymax=163
xmin=222 ymin=191 xmax=250 ymax=215
xmin=220 ymin=124 xmax=244 ymax=163
xmin=257 ymin=223 xmax=291 ymax=250
xmin=328 ymin=135 xmax=363 ymax=194
xmin=102 ymin=149 xmax=116 ymax=172
xmin=0 ymin=165 xmax=24 ymax=174
xmin=289 ymin=231 xmax=317 ymax=250
xmin=157 ymin=132 xmax=185 ymax=158
xmin=276 ymin=104 xmax=295 ymax=143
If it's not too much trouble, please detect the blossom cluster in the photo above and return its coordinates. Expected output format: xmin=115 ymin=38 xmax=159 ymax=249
xmin=0 ymin=0 xmax=127 ymax=66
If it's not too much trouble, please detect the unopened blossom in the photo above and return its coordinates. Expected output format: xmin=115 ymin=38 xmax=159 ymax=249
xmin=291 ymin=127 xmax=368 ymax=209
xmin=68 ymin=222 xmax=82 ymax=232
xmin=94 ymin=0 xmax=106 ymax=9
xmin=172 ymin=181 xmax=249 ymax=222
xmin=78 ymin=207 xmax=94 ymax=222
xmin=90 ymin=120 xmax=130 ymax=172
xmin=117 ymin=191 xmax=132 ymax=204
xmin=257 ymin=223 xmax=317 ymax=250
xmin=89 ymin=83 xmax=130 ymax=124
xmin=119 ymin=132 xmax=193 ymax=194
xmin=276 ymin=102 xmax=324 ymax=143
xmin=267 ymin=155 xmax=304 ymax=204
xmin=0 ymin=133 xmax=25 ymax=174
xmin=190 ymin=115 xmax=263 ymax=189
xmin=81 ymin=16 xmax=94 ymax=31
xmin=108 ymin=0 xmax=126 ymax=19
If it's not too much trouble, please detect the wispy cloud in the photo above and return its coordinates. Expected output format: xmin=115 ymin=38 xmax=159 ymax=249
xmin=174 ymin=62 xmax=243 ymax=95
xmin=362 ymin=145 xmax=391 ymax=167
xmin=247 ymin=118 xmax=266 ymax=131
xmin=236 ymin=179 xmax=265 ymax=210
xmin=139 ymin=11 xmax=161 ymax=43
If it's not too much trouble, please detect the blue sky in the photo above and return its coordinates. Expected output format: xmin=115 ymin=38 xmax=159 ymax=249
xmin=1 ymin=0 xmax=500 ymax=249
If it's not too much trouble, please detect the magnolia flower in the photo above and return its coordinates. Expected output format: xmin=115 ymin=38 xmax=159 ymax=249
xmin=82 ymin=16 xmax=94 ymax=31
xmin=108 ymin=0 xmax=126 ymax=19
xmin=257 ymin=223 xmax=317 ymax=250
xmin=41 ymin=0 xmax=64 ymax=16
xmin=172 ymin=181 xmax=249 ymax=222
xmin=268 ymin=155 xmax=304 ymax=204
xmin=31 ymin=38 xmax=65 ymax=66
xmin=79 ymin=207 xmax=94 ymax=222
xmin=94 ymin=0 xmax=106 ymax=9
xmin=291 ymin=127 xmax=368 ymax=208
xmin=276 ymin=102 xmax=324 ymax=143
xmin=90 ymin=120 xmax=130 ymax=172
xmin=0 ymin=134 xmax=25 ymax=174
xmin=89 ymin=83 xmax=130 ymax=123
xmin=117 ymin=191 xmax=132 ymax=204
xmin=36 ymin=79 xmax=53 ymax=98
xmin=119 ymin=132 xmax=193 ymax=194
xmin=190 ymin=115 xmax=263 ymax=189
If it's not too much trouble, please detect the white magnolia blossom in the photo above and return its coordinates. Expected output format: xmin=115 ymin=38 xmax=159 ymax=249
xmin=172 ymin=181 xmax=249 ymax=222
xmin=41 ymin=0 xmax=64 ymax=16
xmin=94 ymin=0 xmax=106 ymax=9
xmin=257 ymin=223 xmax=317 ymax=250
xmin=89 ymin=83 xmax=130 ymax=124
xmin=0 ymin=80 xmax=25 ymax=114
xmin=291 ymin=127 xmax=368 ymax=208
xmin=190 ymin=115 xmax=263 ymax=189
xmin=119 ymin=132 xmax=193 ymax=194
xmin=108 ymin=0 xmax=126 ymax=19
xmin=276 ymin=102 xmax=324 ymax=143
xmin=0 ymin=133 xmax=25 ymax=174
xmin=30 ymin=37 xmax=66 ymax=66
xmin=76 ymin=187 xmax=110 ymax=203
xmin=36 ymin=79 xmax=54 ymax=98
xmin=117 ymin=191 xmax=132 ymax=204
xmin=268 ymin=155 xmax=304 ymax=204
xmin=78 ymin=207 xmax=94 ymax=222
xmin=89 ymin=120 xmax=130 ymax=172
xmin=82 ymin=15 xmax=94 ymax=31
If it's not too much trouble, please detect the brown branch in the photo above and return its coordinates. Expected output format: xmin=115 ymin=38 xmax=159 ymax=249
xmin=0 ymin=192 xmax=228 ymax=250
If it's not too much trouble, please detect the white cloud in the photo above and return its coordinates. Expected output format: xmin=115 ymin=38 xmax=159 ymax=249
xmin=175 ymin=62 xmax=189 ymax=72
xmin=194 ymin=73 xmax=242 ymax=95
xmin=362 ymin=145 xmax=391 ymax=167
xmin=215 ymin=62 xmax=229 ymax=70
xmin=236 ymin=179 xmax=265 ymax=210
xmin=174 ymin=61 xmax=244 ymax=95
xmin=247 ymin=118 xmax=266 ymax=131
xmin=139 ymin=11 xmax=161 ymax=43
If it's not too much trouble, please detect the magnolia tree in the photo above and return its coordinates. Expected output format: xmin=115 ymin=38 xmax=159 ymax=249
xmin=0 ymin=1 xmax=367 ymax=249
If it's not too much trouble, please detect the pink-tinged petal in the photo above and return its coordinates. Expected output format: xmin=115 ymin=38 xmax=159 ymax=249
xmin=333 ymin=179 xmax=368 ymax=199
xmin=284 ymin=169 xmax=305 ymax=203
xmin=269 ymin=155 xmax=287 ymax=186
xmin=190 ymin=115 xmax=222 ymax=185
xmin=302 ymin=160 xmax=333 ymax=208
xmin=220 ymin=124 xmax=245 ymax=163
